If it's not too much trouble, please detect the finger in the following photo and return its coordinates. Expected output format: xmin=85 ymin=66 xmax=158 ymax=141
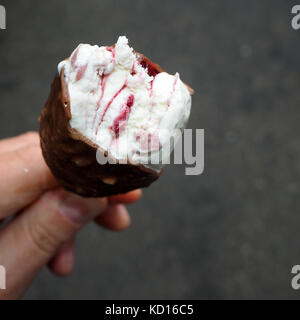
xmin=0 ymin=132 xmax=39 ymax=154
xmin=48 ymin=238 xmax=75 ymax=277
xmin=0 ymin=144 xmax=58 ymax=219
xmin=108 ymin=189 xmax=142 ymax=205
xmin=0 ymin=188 xmax=107 ymax=299
xmin=94 ymin=204 xmax=131 ymax=231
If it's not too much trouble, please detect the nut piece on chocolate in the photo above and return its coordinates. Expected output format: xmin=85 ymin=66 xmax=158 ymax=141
xmin=39 ymin=36 xmax=193 ymax=197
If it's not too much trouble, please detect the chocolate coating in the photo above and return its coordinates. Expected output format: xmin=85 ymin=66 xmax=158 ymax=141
xmin=39 ymin=70 xmax=160 ymax=198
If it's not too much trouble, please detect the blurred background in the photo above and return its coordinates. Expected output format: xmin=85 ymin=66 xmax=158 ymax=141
xmin=0 ymin=0 xmax=299 ymax=299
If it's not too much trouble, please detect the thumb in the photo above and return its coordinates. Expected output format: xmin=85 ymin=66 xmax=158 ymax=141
xmin=0 ymin=188 xmax=107 ymax=299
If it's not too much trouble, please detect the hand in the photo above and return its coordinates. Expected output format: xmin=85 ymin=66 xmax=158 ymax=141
xmin=0 ymin=132 xmax=142 ymax=300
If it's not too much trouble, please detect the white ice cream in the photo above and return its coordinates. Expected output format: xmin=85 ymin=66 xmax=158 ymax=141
xmin=59 ymin=36 xmax=191 ymax=166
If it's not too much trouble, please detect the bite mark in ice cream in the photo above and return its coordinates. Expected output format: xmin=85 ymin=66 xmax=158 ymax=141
xmin=59 ymin=36 xmax=191 ymax=165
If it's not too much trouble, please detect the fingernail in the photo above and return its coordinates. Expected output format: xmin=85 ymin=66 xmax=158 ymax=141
xmin=58 ymin=192 xmax=105 ymax=225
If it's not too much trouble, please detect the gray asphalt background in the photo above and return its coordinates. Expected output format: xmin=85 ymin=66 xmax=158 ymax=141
xmin=0 ymin=0 xmax=299 ymax=299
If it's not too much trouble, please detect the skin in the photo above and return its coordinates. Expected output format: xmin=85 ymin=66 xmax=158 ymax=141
xmin=0 ymin=132 xmax=142 ymax=299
